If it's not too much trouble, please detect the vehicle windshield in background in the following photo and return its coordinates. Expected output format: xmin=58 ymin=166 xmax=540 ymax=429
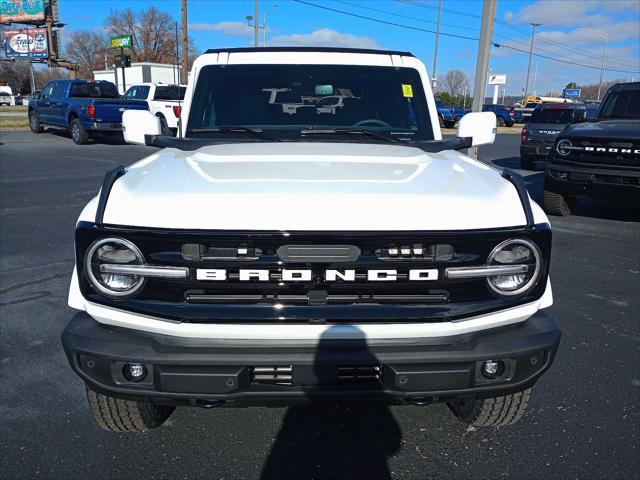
xmin=69 ymin=82 xmax=119 ymax=99
xmin=530 ymin=107 xmax=576 ymax=124
xmin=524 ymin=102 xmax=538 ymax=108
xmin=187 ymin=64 xmax=434 ymax=140
xmin=154 ymin=86 xmax=186 ymax=101
xmin=597 ymin=89 xmax=640 ymax=119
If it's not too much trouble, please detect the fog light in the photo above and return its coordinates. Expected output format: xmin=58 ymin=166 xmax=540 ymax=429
xmin=481 ymin=360 xmax=505 ymax=379
xmin=123 ymin=362 xmax=147 ymax=382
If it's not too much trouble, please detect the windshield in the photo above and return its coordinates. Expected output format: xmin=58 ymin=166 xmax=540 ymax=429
xmin=69 ymin=82 xmax=119 ymax=99
xmin=598 ymin=89 xmax=640 ymax=119
xmin=530 ymin=107 xmax=576 ymax=124
xmin=525 ymin=102 xmax=538 ymax=108
xmin=154 ymin=86 xmax=186 ymax=101
xmin=187 ymin=64 xmax=434 ymax=141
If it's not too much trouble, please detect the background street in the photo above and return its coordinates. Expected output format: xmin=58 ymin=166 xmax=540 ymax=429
xmin=1 ymin=131 xmax=638 ymax=479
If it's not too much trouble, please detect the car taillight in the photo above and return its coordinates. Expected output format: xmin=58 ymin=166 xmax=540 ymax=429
xmin=510 ymin=111 xmax=514 ymax=117
xmin=521 ymin=127 xmax=528 ymax=144
xmin=173 ymin=105 xmax=181 ymax=118
xmin=86 ymin=105 xmax=96 ymax=119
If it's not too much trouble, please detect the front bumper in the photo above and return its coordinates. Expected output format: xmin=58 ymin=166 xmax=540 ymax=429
xmin=62 ymin=311 xmax=560 ymax=406
xmin=545 ymin=162 xmax=640 ymax=198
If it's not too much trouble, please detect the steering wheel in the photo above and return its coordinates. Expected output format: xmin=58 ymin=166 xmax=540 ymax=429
xmin=352 ymin=118 xmax=391 ymax=128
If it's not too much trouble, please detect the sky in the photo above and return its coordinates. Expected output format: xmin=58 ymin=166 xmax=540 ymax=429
xmin=58 ymin=0 xmax=640 ymax=96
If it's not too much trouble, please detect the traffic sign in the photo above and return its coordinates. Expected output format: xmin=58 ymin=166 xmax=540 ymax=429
xmin=111 ymin=35 xmax=132 ymax=49
xmin=563 ymin=88 xmax=581 ymax=98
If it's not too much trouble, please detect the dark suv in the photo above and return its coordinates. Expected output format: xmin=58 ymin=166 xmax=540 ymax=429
xmin=520 ymin=103 xmax=587 ymax=170
xmin=543 ymin=82 xmax=639 ymax=215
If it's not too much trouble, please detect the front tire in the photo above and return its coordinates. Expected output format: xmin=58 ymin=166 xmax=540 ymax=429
xmin=70 ymin=118 xmax=89 ymax=145
xmin=29 ymin=111 xmax=43 ymax=133
xmin=444 ymin=120 xmax=455 ymax=128
xmin=448 ymin=388 xmax=532 ymax=428
xmin=543 ymin=188 xmax=576 ymax=216
xmin=86 ymin=387 xmax=175 ymax=432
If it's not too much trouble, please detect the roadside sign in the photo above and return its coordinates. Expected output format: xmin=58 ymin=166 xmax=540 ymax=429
xmin=111 ymin=35 xmax=133 ymax=49
xmin=2 ymin=28 xmax=48 ymax=58
xmin=0 ymin=0 xmax=45 ymax=24
xmin=488 ymin=74 xmax=507 ymax=85
xmin=114 ymin=54 xmax=131 ymax=68
xmin=563 ymin=88 xmax=581 ymax=98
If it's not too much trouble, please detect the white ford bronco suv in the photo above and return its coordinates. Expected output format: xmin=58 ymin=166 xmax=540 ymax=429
xmin=63 ymin=47 xmax=560 ymax=432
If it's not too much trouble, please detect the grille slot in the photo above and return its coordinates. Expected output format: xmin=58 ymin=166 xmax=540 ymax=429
xmin=337 ymin=365 xmax=382 ymax=384
xmin=252 ymin=366 xmax=293 ymax=385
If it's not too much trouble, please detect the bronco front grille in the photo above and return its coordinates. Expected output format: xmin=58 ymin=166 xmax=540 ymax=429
xmin=564 ymin=139 xmax=640 ymax=169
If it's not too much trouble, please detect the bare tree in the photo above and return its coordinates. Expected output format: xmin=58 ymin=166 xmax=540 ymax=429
xmin=64 ymin=31 xmax=110 ymax=78
xmin=441 ymin=70 xmax=469 ymax=97
xmin=104 ymin=6 xmax=198 ymax=67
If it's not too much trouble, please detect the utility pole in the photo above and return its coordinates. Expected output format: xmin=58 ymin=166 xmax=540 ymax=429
xmin=470 ymin=0 xmax=496 ymax=158
xmin=254 ymin=0 xmax=259 ymax=47
xmin=181 ymin=0 xmax=188 ymax=84
xmin=532 ymin=64 xmax=538 ymax=95
xmin=263 ymin=4 xmax=278 ymax=47
xmin=597 ymin=32 xmax=608 ymax=101
xmin=431 ymin=0 xmax=442 ymax=89
xmin=524 ymin=22 xmax=542 ymax=99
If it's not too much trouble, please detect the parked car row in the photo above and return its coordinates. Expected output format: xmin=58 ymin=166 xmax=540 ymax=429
xmin=516 ymin=82 xmax=638 ymax=217
xmin=27 ymin=79 xmax=185 ymax=144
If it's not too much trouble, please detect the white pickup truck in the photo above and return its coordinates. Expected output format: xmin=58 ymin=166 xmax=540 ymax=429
xmin=122 ymin=82 xmax=186 ymax=135
xmin=63 ymin=47 xmax=560 ymax=432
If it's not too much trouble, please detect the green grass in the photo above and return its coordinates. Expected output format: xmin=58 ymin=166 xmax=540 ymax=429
xmin=0 ymin=105 xmax=28 ymax=112
xmin=0 ymin=117 xmax=29 ymax=129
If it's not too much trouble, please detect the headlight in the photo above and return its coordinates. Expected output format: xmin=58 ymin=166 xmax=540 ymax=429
xmin=556 ymin=138 xmax=572 ymax=156
xmin=486 ymin=238 xmax=541 ymax=297
xmin=85 ymin=237 xmax=145 ymax=298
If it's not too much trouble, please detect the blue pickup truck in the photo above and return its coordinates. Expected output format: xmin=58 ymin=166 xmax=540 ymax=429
xmin=482 ymin=104 xmax=515 ymax=127
xmin=28 ymin=80 xmax=148 ymax=144
xmin=435 ymin=100 xmax=467 ymax=128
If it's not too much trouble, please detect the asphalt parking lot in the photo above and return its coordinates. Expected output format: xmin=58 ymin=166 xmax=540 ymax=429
xmin=1 ymin=130 xmax=638 ymax=480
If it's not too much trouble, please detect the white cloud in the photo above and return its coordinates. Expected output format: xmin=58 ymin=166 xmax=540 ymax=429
xmin=269 ymin=28 xmax=379 ymax=49
xmin=189 ymin=21 xmax=253 ymax=36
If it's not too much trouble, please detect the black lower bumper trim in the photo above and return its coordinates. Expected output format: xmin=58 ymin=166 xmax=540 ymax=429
xmin=62 ymin=311 xmax=560 ymax=406
xmin=546 ymin=163 xmax=640 ymax=198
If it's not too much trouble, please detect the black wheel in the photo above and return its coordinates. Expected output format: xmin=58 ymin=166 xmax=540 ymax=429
xmin=448 ymin=388 xmax=532 ymax=428
xmin=29 ymin=111 xmax=43 ymax=133
xmin=543 ymin=189 xmax=576 ymax=216
xmin=157 ymin=114 xmax=173 ymax=136
xmin=86 ymin=386 xmax=175 ymax=432
xmin=496 ymin=116 xmax=505 ymax=127
xmin=520 ymin=155 xmax=535 ymax=171
xmin=70 ymin=118 xmax=89 ymax=145
xmin=505 ymin=121 xmax=514 ymax=127
xmin=444 ymin=120 xmax=455 ymax=128
xmin=438 ymin=115 xmax=445 ymax=128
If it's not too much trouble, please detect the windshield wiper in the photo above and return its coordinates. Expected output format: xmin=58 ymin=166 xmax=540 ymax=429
xmin=300 ymin=128 xmax=400 ymax=143
xmin=189 ymin=127 xmax=280 ymax=141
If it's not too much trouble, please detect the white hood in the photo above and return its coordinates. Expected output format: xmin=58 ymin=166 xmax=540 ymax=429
xmin=102 ymin=142 xmax=529 ymax=231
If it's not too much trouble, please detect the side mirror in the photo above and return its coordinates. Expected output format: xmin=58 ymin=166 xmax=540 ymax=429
xmin=122 ymin=110 xmax=162 ymax=145
xmin=456 ymin=111 xmax=496 ymax=147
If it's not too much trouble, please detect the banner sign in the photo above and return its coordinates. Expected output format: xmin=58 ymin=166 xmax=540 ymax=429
xmin=0 ymin=0 xmax=45 ymax=24
xmin=2 ymin=28 xmax=48 ymax=58
xmin=111 ymin=35 xmax=133 ymax=49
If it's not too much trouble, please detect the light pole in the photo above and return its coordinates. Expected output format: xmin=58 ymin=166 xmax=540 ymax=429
xmin=263 ymin=4 xmax=278 ymax=47
xmin=431 ymin=0 xmax=442 ymax=89
xmin=524 ymin=22 xmax=542 ymax=99
xmin=597 ymin=32 xmax=608 ymax=101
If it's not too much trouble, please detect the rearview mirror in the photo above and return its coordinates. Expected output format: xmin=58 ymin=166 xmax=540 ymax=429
xmin=456 ymin=111 xmax=496 ymax=147
xmin=122 ymin=110 xmax=162 ymax=145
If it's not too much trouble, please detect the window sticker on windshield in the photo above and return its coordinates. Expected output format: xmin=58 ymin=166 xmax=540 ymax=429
xmin=402 ymin=84 xmax=413 ymax=98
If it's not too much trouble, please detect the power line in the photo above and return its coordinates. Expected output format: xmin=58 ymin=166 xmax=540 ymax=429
xmin=293 ymin=0 xmax=639 ymax=74
xmin=493 ymin=42 xmax=640 ymax=73
xmin=333 ymin=0 xmax=480 ymax=32
xmin=405 ymin=0 xmax=632 ymax=66
xmin=292 ymin=0 xmax=479 ymax=41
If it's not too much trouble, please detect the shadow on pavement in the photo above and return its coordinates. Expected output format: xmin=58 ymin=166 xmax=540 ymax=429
xmin=44 ymin=127 xmax=130 ymax=146
xmin=260 ymin=326 xmax=402 ymax=479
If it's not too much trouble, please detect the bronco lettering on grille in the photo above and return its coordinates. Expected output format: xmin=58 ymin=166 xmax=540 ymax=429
xmin=196 ymin=269 xmax=439 ymax=282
